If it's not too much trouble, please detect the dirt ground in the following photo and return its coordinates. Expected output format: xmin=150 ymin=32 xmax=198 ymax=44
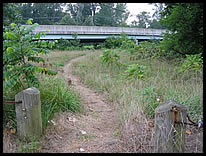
xmin=3 ymin=53 xmax=203 ymax=153
xmin=38 ymin=54 xmax=122 ymax=153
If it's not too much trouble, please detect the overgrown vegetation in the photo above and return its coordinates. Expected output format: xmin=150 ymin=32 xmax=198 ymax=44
xmin=3 ymin=51 xmax=85 ymax=152
xmin=160 ymin=3 xmax=203 ymax=56
xmin=39 ymin=75 xmax=82 ymax=129
xmin=3 ymin=19 xmax=86 ymax=152
xmin=3 ymin=19 xmax=56 ymax=91
xmin=52 ymin=37 xmax=103 ymax=51
xmin=72 ymin=33 xmax=203 ymax=123
xmin=3 ymin=2 xmax=203 ymax=153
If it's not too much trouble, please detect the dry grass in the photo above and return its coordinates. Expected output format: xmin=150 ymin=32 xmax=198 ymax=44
xmin=71 ymin=49 xmax=203 ymax=153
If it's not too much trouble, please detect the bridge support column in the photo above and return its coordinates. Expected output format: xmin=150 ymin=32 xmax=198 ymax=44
xmin=136 ymin=40 xmax=138 ymax=45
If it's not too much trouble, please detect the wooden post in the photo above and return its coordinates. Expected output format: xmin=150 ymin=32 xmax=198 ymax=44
xmin=15 ymin=87 xmax=42 ymax=139
xmin=154 ymin=99 xmax=187 ymax=153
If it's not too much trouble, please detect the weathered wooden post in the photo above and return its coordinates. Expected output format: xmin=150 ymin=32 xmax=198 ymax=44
xmin=15 ymin=87 xmax=42 ymax=139
xmin=154 ymin=99 xmax=187 ymax=153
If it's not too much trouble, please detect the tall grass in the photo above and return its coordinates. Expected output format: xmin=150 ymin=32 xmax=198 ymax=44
xmin=38 ymin=75 xmax=83 ymax=130
xmin=3 ymin=50 xmax=86 ymax=134
xmin=3 ymin=50 xmax=87 ymax=152
xmin=71 ymin=50 xmax=203 ymax=124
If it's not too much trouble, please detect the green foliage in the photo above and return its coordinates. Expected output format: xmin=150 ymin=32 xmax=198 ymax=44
xmin=94 ymin=3 xmax=129 ymax=26
xmin=96 ymin=44 xmax=105 ymax=49
xmin=131 ymin=11 xmax=151 ymax=28
xmin=83 ymin=45 xmax=94 ymax=50
xmin=54 ymin=37 xmax=82 ymax=51
xmin=131 ymin=41 xmax=163 ymax=59
xmin=99 ymin=49 xmax=121 ymax=67
xmin=160 ymin=3 xmax=203 ymax=56
xmin=177 ymin=54 xmax=203 ymax=73
xmin=39 ymin=76 xmax=82 ymax=129
xmin=3 ymin=75 xmax=82 ymax=136
xmin=141 ymin=87 xmax=159 ymax=119
xmin=3 ymin=19 xmax=56 ymax=90
xmin=3 ymin=3 xmax=23 ymax=26
xmin=72 ymin=49 xmax=203 ymax=125
xmin=120 ymin=40 xmax=135 ymax=49
xmin=104 ymin=36 xmax=121 ymax=49
xmin=104 ymin=33 xmax=136 ymax=49
xmin=60 ymin=14 xmax=76 ymax=25
xmin=124 ymin=64 xmax=146 ymax=80
xmin=20 ymin=3 xmax=65 ymax=25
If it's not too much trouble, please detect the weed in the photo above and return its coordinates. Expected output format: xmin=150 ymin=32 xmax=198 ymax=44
xmin=71 ymin=49 xmax=202 ymax=124
xmin=16 ymin=136 xmax=41 ymax=153
xmin=99 ymin=49 xmax=121 ymax=68
xmin=39 ymin=75 xmax=82 ymax=129
xmin=124 ymin=64 xmax=146 ymax=80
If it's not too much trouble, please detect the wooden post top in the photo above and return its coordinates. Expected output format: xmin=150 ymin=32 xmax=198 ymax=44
xmin=155 ymin=99 xmax=187 ymax=114
xmin=23 ymin=87 xmax=40 ymax=95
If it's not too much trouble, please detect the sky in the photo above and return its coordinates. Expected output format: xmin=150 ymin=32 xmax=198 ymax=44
xmin=126 ymin=3 xmax=156 ymax=24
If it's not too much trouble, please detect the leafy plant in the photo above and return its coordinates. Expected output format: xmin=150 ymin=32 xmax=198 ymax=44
xmin=3 ymin=18 xmax=56 ymax=90
xmin=104 ymin=33 xmax=136 ymax=49
xmin=99 ymin=49 xmax=121 ymax=67
xmin=120 ymin=40 xmax=135 ymax=50
xmin=134 ymin=41 xmax=162 ymax=59
xmin=177 ymin=54 xmax=203 ymax=73
xmin=124 ymin=64 xmax=146 ymax=80
xmin=142 ymin=87 xmax=159 ymax=119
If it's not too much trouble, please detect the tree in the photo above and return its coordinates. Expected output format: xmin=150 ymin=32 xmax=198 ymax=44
xmin=148 ymin=19 xmax=166 ymax=29
xmin=3 ymin=3 xmax=23 ymax=26
xmin=94 ymin=3 xmax=115 ymax=26
xmin=60 ymin=14 xmax=76 ymax=25
xmin=131 ymin=11 xmax=151 ymax=28
xmin=3 ymin=19 xmax=56 ymax=90
xmin=160 ymin=3 xmax=203 ymax=56
xmin=20 ymin=3 xmax=65 ymax=25
xmin=113 ymin=3 xmax=129 ymax=26
xmin=94 ymin=3 xmax=129 ymax=27
xmin=66 ymin=3 xmax=95 ymax=26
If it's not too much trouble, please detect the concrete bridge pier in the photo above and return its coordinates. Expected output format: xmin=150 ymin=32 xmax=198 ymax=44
xmin=136 ymin=40 xmax=138 ymax=45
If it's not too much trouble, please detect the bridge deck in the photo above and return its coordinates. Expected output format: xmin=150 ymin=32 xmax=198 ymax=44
xmin=30 ymin=25 xmax=166 ymax=36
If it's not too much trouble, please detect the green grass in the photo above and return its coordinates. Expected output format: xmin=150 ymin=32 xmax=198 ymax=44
xmin=3 ymin=50 xmax=88 ymax=152
xmin=71 ymin=49 xmax=203 ymax=124
xmin=41 ymin=50 xmax=88 ymax=70
xmin=38 ymin=75 xmax=83 ymax=129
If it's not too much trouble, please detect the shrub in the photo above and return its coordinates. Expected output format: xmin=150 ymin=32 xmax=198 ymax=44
xmin=124 ymin=64 xmax=146 ymax=80
xmin=177 ymin=54 xmax=203 ymax=73
xmin=120 ymin=40 xmax=136 ymax=50
xmin=3 ymin=19 xmax=56 ymax=90
xmin=99 ymin=49 xmax=121 ymax=67
xmin=104 ymin=33 xmax=136 ymax=49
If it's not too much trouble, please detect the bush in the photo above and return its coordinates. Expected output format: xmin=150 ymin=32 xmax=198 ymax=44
xmin=104 ymin=33 xmax=136 ymax=49
xmin=120 ymin=40 xmax=136 ymax=49
xmin=99 ymin=49 xmax=121 ymax=67
xmin=177 ymin=54 xmax=203 ymax=73
xmin=54 ymin=37 xmax=81 ymax=50
xmin=3 ymin=19 xmax=56 ymax=90
xmin=124 ymin=64 xmax=146 ymax=80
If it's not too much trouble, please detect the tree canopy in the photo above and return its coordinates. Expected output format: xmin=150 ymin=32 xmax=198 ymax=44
xmin=160 ymin=3 xmax=203 ymax=55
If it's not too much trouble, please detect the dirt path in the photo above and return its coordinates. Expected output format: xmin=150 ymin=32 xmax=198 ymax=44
xmin=41 ymin=53 xmax=122 ymax=153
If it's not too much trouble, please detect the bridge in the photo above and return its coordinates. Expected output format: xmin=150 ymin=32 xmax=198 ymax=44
xmin=30 ymin=25 xmax=166 ymax=42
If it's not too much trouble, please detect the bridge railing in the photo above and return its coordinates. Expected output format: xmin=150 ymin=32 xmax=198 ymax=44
xmin=27 ymin=25 xmax=166 ymax=36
